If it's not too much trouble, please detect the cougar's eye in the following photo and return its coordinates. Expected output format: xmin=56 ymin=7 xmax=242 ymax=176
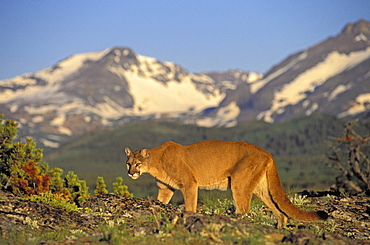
xmin=135 ymin=162 xmax=141 ymax=167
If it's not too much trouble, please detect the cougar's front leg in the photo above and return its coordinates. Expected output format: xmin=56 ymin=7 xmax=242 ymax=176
xmin=157 ymin=181 xmax=175 ymax=204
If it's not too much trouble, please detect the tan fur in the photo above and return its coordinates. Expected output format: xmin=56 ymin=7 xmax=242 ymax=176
xmin=124 ymin=140 xmax=328 ymax=227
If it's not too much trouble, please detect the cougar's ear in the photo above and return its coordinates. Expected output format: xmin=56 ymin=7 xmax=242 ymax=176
xmin=140 ymin=148 xmax=150 ymax=158
xmin=124 ymin=147 xmax=132 ymax=157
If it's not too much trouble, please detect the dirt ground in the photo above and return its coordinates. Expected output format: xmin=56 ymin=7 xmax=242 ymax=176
xmin=0 ymin=190 xmax=369 ymax=244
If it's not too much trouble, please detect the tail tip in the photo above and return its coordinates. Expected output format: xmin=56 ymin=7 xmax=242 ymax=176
xmin=317 ymin=210 xmax=328 ymax=220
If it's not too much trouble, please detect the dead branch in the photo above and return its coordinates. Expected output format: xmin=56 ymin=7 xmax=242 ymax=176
xmin=326 ymin=120 xmax=370 ymax=193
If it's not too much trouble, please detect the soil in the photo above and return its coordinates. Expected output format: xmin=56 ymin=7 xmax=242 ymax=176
xmin=0 ymin=190 xmax=369 ymax=244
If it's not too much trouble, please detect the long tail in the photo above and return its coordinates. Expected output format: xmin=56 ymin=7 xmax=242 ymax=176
xmin=266 ymin=161 xmax=328 ymax=221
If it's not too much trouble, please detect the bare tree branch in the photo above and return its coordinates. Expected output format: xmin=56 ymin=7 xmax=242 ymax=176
xmin=326 ymin=120 xmax=370 ymax=193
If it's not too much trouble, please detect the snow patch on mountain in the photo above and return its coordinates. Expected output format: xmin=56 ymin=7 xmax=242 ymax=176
xmin=0 ymin=49 xmax=111 ymax=105
xmin=339 ymin=93 xmax=370 ymax=118
xmin=305 ymin=103 xmax=319 ymax=116
xmin=95 ymin=96 xmax=130 ymax=119
xmin=355 ymin=33 xmax=368 ymax=42
xmin=37 ymin=49 xmax=111 ymax=84
xmin=40 ymin=138 xmax=60 ymax=148
xmin=197 ymin=101 xmax=240 ymax=127
xmin=9 ymin=104 xmax=19 ymax=113
xmin=328 ymin=84 xmax=353 ymax=101
xmin=246 ymin=72 xmax=263 ymax=83
xmin=122 ymin=71 xmax=223 ymax=115
xmin=0 ymin=82 xmax=59 ymax=104
xmin=50 ymin=114 xmax=72 ymax=135
xmin=251 ymin=52 xmax=308 ymax=94
xmin=136 ymin=55 xmax=184 ymax=81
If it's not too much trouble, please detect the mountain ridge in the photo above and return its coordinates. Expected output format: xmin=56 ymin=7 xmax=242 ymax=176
xmin=1 ymin=19 xmax=369 ymax=149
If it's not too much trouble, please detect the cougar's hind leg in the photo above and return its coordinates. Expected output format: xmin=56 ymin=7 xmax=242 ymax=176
xmin=157 ymin=181 xmax=175 ymax=204
xmin=253 ymin=176 xmax=288 ymax=228
xmin=181 ymin=181 xmax=198 ymax=212
xmin=231 ymin=182 xmax=253 ymax=213
xmin=230 ymin=170 xmax=262 ymax=213
xmin=230 ymin=156 xmax=271 ymax=214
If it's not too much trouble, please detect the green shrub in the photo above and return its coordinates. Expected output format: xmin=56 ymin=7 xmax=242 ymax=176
xmin=113 ymin=176 xmax=133 ymax=197
xmin=95 ymin=176 xmax=109 ymax=195
xmin=65 ymin=171 xmax=90 ymax=206
xmin=25 ymin=191 xmax=78 ymax=212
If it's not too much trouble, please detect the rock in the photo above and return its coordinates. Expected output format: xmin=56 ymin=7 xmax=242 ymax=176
xmin=331 ymin=210 xmax=353 ymax=221
xmin=265 ymin=233 xmax=285 ymax=244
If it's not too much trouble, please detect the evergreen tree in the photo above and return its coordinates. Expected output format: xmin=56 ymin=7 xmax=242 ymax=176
xmin=77 ymin=180 xmax=90 ymax=204
xmin=113 ymin=176 xmax=133 ymax=197
xmin=65 ymin=171 xmax=90 ymax=206
xmin=0 ymin=115 xmax=50 ymax=196
xmin=94 ymin=176 xmax=108 ymax=195
xmin=0 ymin=117 xmax=19 ymax=188
xmin=50 ymin=167 xmax=65 ymax=194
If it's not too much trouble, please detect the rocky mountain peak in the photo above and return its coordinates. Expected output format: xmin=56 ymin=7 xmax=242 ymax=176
xmin=342 ymin=19 xmax=370 ymax=37
xmin=87 ymin=47 xmax=139 ymax=71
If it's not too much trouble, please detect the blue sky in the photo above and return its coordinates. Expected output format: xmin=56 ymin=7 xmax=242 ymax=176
xmin=1 ymin=1 xmax=369 ymax=80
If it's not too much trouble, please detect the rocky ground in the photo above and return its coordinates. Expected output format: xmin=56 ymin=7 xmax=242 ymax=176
xmin=0 ymin=190 xmax=369 ymax=244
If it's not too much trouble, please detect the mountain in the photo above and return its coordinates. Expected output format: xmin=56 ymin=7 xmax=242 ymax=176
xmin=1 ymin=19 xmax=369 ymax=149
xmin=0 ymin=47 xmax=259 ymax=148
xmin=201 ymin=19 xmax=370 ymax=125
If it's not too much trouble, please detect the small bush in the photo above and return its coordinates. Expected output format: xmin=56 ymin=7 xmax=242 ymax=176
xmin=25 ymin=191 xmax=78 ymax=212
xmin=65 ymin=171 xmax=90 ymax=206
xmin=113 ymin=177 xmax=133 ymax=197
xmin=95 ymin=176 xmax=109 ymax=195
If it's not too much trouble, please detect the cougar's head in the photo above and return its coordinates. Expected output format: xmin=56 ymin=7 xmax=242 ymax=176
xmin=124 ymin=147 xmax=150 ymax=179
